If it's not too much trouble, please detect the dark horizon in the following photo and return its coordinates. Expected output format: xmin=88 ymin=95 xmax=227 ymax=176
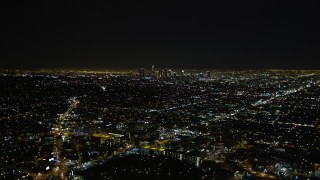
xmin=2 ymin=1 xmax=320 ymax=69
xmin=2 ymin=67 xmax=320 ymax=72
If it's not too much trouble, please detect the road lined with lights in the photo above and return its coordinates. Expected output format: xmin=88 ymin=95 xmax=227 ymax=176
xmin=33 ymin=97 xmax=79 ymax=179
xmin=54 ymin=97 xmax=79 ymax=179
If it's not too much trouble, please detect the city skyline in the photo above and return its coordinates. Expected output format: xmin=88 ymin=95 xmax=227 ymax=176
xmin=1 ymin=69 xmax=320 ymax=179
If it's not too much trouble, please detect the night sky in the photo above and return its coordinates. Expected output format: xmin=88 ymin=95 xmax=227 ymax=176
xmin=1 ymin=1 xmax=320 ymax=69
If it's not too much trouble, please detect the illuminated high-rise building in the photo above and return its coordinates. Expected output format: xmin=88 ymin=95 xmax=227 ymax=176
xmin=168 ymin=69 xmax=172 ymax=77
xmin=139 ymin=68 xmax=145 ymax=77
xmin=181 ymin=70 xmax=185 ymax=77
xmin=207 ymin=71 xmax=211 ymax=79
